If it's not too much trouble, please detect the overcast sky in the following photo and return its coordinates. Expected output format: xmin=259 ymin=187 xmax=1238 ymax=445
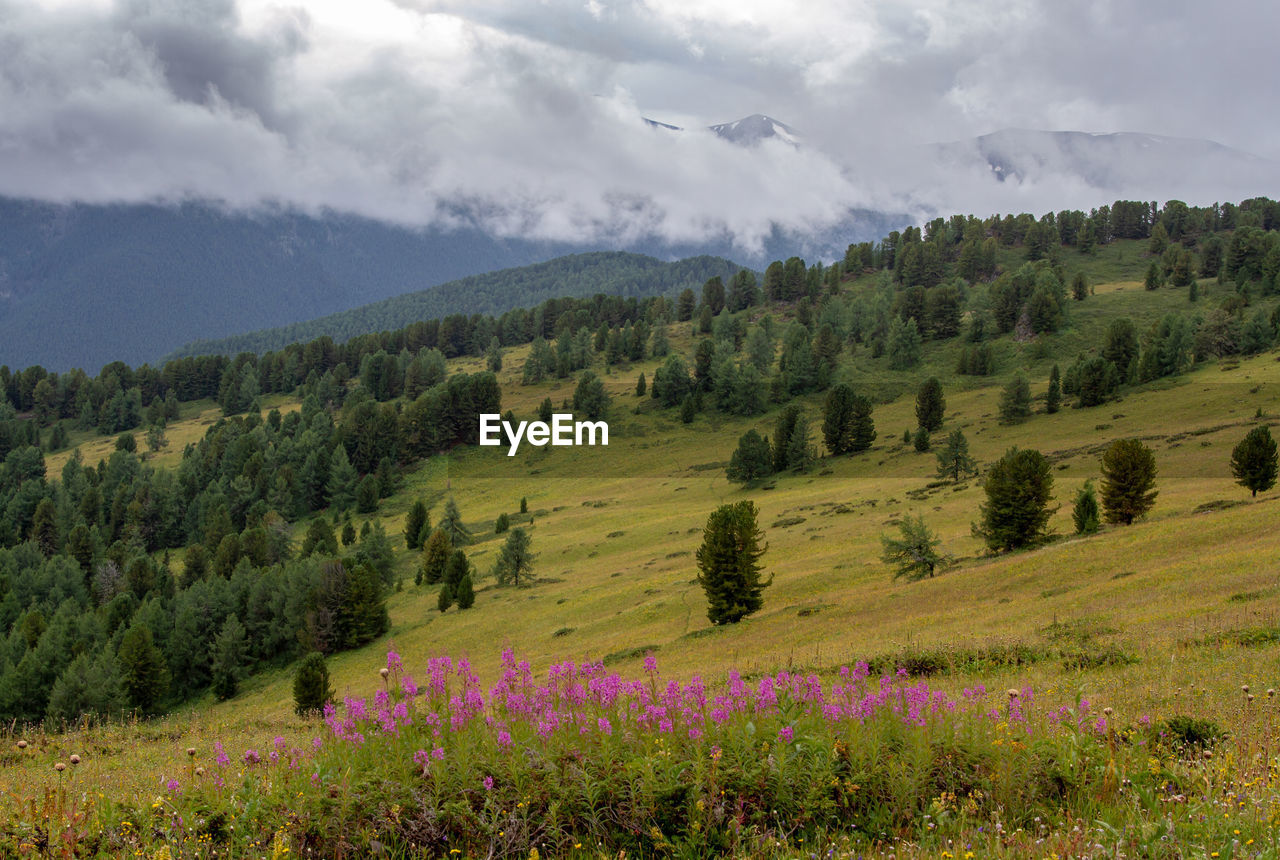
xmin=2 ymin=0 xmax=1278 ymax=253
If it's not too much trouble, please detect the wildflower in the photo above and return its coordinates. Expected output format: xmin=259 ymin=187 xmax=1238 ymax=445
xmin=1006 ymin=689 xmax=1019 ymax=699
xmin=16 ymin=740 xmax=27 ymax=749
xmin=243 ymin=749 xmax=261 ymax=766
xmin=497 ymin=730 xmax=513 ymax=748
xmin=70 ymin=754 xmax=81 ymax=765
xmin=432 ymin=747 xmax=444 ymax=761
xmin=54 ymin=762 xmax=66 ymax=772
xmin=380 ymin=668 xmax=390 ymax=680
xmin=597 ymin=717 xmax=612 ymax=736
xmin=777 ymin=726 xmax=794 ymax=743
xmin=165 ymin=778 xmax=181 ymax=794
xmin=483 ymin=776 xmax=494 ymax=791
xmin=186 ymin=747 xmax=196 ymax=757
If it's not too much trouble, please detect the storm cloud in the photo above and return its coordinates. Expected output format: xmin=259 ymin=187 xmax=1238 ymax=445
xmin=2 ymin=0 xmax=1278 ymax=255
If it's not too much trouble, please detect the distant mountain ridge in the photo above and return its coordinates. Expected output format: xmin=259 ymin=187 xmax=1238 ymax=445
xmin=931 ymin=128 xmax=1272 ymax=192
xmin=641 ymin=113 xmax=800 ymax=146
xmin=0 ymin=195 xmax=902 ymax=373
xmin=166 ymin=252 xmax=746 ymax=359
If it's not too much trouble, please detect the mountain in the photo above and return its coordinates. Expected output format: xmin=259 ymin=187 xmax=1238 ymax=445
xmin=0 ymin=196 xmax=904 ymax=373
xmin=708 ymin=114 xmax=801 ymax=147
xmin=641 ymin=113 xmax=801 ymax=147
xmin=165 ymin=252 xmax=747 ymax=359
xmin=930 ymin=129 xmax=1274 ymax=196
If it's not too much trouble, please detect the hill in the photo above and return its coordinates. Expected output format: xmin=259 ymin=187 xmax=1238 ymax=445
xmin=4 ymin=196 xmax=1280 ymax=855
xmin=165 ymin=252 xmax=747 ymax=359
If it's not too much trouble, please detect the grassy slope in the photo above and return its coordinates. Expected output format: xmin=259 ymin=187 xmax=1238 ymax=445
xmin=14 ymin=239 xmax=1280 ymax=805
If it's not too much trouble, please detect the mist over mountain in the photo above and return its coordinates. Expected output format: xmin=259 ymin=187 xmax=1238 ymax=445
xmin=0 ymin=189 xmax=906 ymax=372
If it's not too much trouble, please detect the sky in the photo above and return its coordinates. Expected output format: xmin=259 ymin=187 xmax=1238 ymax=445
xmin=2 ymin=0 xmax=1278 ymax=254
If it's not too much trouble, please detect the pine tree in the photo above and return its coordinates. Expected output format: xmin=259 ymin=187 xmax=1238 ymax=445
xmin=573 ymin=370 xmax=610 ymax=421
xmin=1072 ymin=480 xmax=1100 ymax=534
xmin=444 ymin=548 xmax=469 ymax=589
xmin=695 ymin=501 xmax=771 ymax=625
xmin=823 ymin=384 xmax=871 ymax=455
xmin=293 ymin=652 xmax=334 ymax=715
xmin=998 ymin=374 xmax=1032 ymax=424
xmin=1099 ymin=438 xmax=1158 ymax=524
xmin=210 ymin=614 xmax=248 ymax=701
xmin=914 ymin=378 xmax=945 ymax=431
xmin=726 ymin=430 xmax=774 ymax=484
xmin=1143 ymin=260 xmax=1164 ymax=291
xmin=404 ymin=500 xmax=429 ymax=550
xmin=327 ymin=446 xmax=358 ymax=511
xmin=355 ymin=474 xmax=379 ymax=514
xmin=881 ymin=513 xmax=947 ymax=580
xmin=973 ymin=447 xmax=1055 ymax=551
xmin=495 ymin=512 xmax=510 ymax=534
xmin=419 ymin=529 xmax=452 ymax=585
xmin=30 ymin=498 xmax=58 ymax=558
xmin=520 ymin=497 xmax=528 ymax=514
xmin=438 ymin=498 xmax=472 ymax=546
xmin=636 ymin=373 xmax=646 ymax=397
xmin=341 ymin=519 xmax=356 ymax=547
xmin=1046 ymin=365 xmax=1062 ymax=414
xmin=438 ymin=583 xmax=454 ymax=613
xmin=935 ymin=429 xmax=976 ymax=482
xmin=1071 ymin=271 xmax=1089 ymax=300
xmin=494 ymin=528 xmax=535 ymax=587
xmin=912 ymin=426 xmax=931 ymax=452
xmin=301 ymin=518 xmax=338 ymax=558
xmin=455 ymin=574 xmax=475 ymax=609
xmin=1230 ymin=426 xmax=1278 ymax=497
xmin=117 ymin=624 xmax=169 ymax=714
xmin=680 ymin=393 xmax=697 ymax=424
xmin=784 ymin=414 xmax=816 ymax=472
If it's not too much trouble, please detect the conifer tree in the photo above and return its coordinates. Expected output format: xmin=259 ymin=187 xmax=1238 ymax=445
xmin=726 ymin=430 xmax=774 ymax=484
xmin=636 ymin=373 xmax=646 ymax=397
xmin=973 ymin=447 xmax=1055 ymax=551
xmin=210 ymin=614 xmax=248 ymax=701
xmin=912 ymin=426 xmax=931 ymax=452
xmin=302 ymin=518 xmax=339 ymax=558
xmin=419 ymin=528 xmax=452 ymax=585
xmin=30 ymin=498 xmax=58 ymax=558
xmin=785 ymin=413 xmax=816 ymax=472
xmin=444 ymin=548 xmax=469 ymax=589
xmin=881 ymin=513 xmax=947 ymax=580
xmin=1230 ymin=426 xmax=1278 ymax=497
xmin=1072 ymin=480 xmax=1100 ymax=534
xmin=915 ymin=378 xmax=945 ymax=432
xmin=293 ymin=652 xmax=333 ymax=715
xmin=935 ymin=429 xmax=976 ymax=482
xmin=356 ymin=474 xmax=379 ymax=514
xmin=495 ymin=512 xmax=510 ymax=534
xmin=1099 ymin=438 xmax=1158 ymax=525
xmin=455 ymin=574 xmax=475 ymax=609
xmin=998 ymin=374 xmax=1032 ymax=424
xmin=1046 ymin=365 xmax=1062 ymax=414
xmin=438 ymin=583 xmax=454 ymax=613
xmin=494 ymin=528 xmax=535 ymax=587
xmin=327 ymin=446 xmax=358 ymax=511
xmin=438 ymin=498 xmax=472 ymax=546
xmin=695 ymin=501 xmax=771 ymax=625
xmin=405 ymin=500 xmax=429 ymax=550
xmin=117 ymin=624 xmax=168 ymax=714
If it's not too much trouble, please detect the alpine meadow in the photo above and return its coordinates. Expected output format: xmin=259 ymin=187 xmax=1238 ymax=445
xmin=4 ymin=195 xmax=1280 ymax=858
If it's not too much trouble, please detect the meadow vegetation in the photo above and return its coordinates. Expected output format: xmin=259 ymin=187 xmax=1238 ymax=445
xmin=4 ymin=197 xmax=1280 ymax=856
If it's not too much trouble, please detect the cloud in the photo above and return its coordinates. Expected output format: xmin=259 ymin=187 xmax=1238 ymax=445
xmin=1 ymin=0 xmax=1278 ymax=258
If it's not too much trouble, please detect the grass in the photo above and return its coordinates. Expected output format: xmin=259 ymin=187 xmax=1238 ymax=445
xmin=9 ymin=241 xmax=1280 ymax=854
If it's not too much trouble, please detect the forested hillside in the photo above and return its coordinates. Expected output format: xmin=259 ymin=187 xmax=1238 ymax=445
xmin=1 ymin=194 xmax=1279 ymax=727
xmin=166 ymin=253 xmax=746 ymax=359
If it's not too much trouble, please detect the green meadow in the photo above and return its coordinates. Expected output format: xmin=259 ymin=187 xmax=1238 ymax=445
xmin=8 ymin=236 xmax=1280 ymax=857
